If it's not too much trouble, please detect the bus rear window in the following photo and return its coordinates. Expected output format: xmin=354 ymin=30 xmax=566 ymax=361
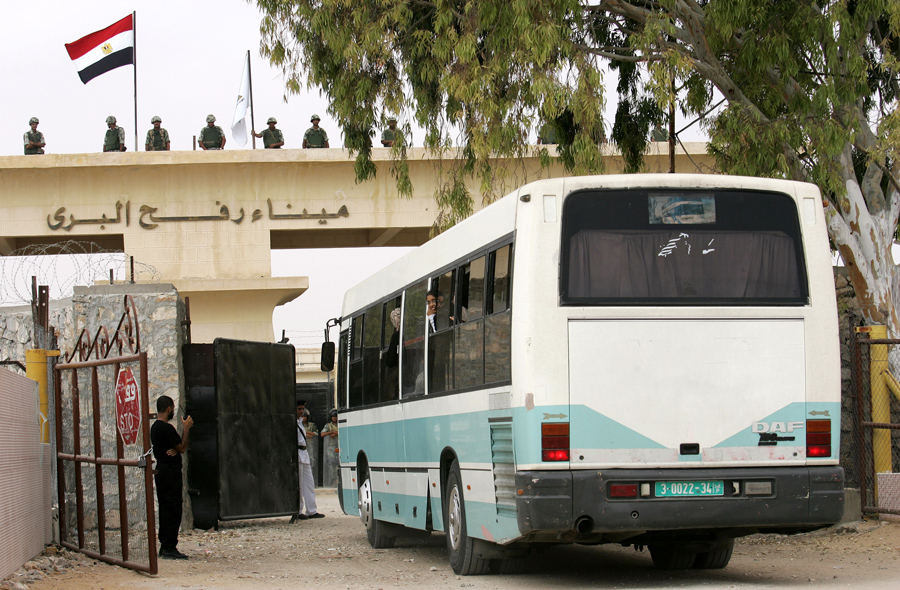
xmin=560 ymin=189 xmax=808 ymax=305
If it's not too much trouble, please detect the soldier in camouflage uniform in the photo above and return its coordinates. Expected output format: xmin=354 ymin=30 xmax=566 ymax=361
xmin=302 ymin=114 xmax=329 ymax=148
xmin=24 ymin=117 xmax=46 ymax=155
xmin=381 ymin=117 xmax=399 ymax=147
xmin=252 ymin=117 xmax=284 ymax=149
xmin=199 ymin=114 xmax=226 ymax=150
xmin=145 ymin=116 xmax=171 ymax=151
xmin=103 ymin=116 xmax=127 ymax=152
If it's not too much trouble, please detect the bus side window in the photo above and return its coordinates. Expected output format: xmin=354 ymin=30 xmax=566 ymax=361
xmin=485 ymin=244 xmax=512 ymax=383
xmin=402 ymin=280 xmax=428 ymax=396
xmin=455 ymin=256 xmax=485 ymax=389
xmin=362 ymin=303 xmax=383 ymax=406
xmin=381 ymin=296 xmax=402 ymax=402
xmin=349 ymin=315 xmax=364 ymax=408
xmin=337 ymin=329 xmax=349 ymax=408
xmin=429 ymin=271 xmax=455 ymax=394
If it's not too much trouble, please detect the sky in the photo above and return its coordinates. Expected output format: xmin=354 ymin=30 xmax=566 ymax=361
xmin=1 ymin=1 xmax=711 ymax=347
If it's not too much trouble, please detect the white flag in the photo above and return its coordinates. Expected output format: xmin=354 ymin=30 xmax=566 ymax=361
xmin=231 ymin=54 xmax=251 ymax=147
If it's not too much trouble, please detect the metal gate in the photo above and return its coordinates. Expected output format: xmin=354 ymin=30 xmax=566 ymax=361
xmin=53 ymin=295 xmax=157 ymax=573
xmin=850 ymin=324 xmax=900 ymax=518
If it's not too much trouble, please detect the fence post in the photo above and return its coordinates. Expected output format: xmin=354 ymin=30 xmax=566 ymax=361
xmin=25 ymin=349 xmax=60 ymax=444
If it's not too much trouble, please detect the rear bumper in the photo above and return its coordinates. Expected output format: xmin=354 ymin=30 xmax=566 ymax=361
xmin=516 ymin=466 xmax=844 ymax=537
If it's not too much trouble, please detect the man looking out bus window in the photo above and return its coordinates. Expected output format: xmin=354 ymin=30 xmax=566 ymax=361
xmin=426 ymin=291 xmax=439 ymax=333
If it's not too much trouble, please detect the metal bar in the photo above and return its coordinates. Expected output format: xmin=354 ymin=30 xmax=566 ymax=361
xmin=91 ymin=366 xmax=106 ymax=556
xmin=114 ymin=361 xmax=129 ymax=564
xmin=141 ymin=352 xmax=158 ymax=573
xmin=54 ymin=363 xmax=67 ymax=545
xmin=71 ymin=369 xmax=85 ymax=548
xmin=57 ymin=453 xmax=142 ymax=466
xmin=861 ymin=421 xmax=900 ymax=429
xmin=59 ymin=543 xmax=154 ymax=574
xmin=862 ymin=506 xmax=900 ymax=515
xmin=57 ymin=354 xmax=142 ymax=371
xmin=852 ymin=321 xmax=869 ymax=515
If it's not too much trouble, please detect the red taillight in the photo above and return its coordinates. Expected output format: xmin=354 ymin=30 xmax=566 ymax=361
xmin=542 ymin=423 xmax=569 ymax=462
xmin=807 ymin=419 xmax=831 ymax=457
xmin=609 ymin=483 xmax=638 ymax=498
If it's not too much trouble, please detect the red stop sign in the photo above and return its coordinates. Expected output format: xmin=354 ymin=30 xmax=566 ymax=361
xmin=115 ymin=368 xmax=141 ymax=445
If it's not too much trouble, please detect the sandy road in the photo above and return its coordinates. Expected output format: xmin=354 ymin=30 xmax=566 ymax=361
xmin=8 ymin=490 xmax=899 ymax=590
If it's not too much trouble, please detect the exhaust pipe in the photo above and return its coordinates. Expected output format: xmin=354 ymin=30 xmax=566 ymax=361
xmin=575 ymin=516 xmax=594 ymax=534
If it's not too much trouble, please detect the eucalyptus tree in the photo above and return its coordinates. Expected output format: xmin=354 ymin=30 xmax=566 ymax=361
xmin=256 ymin=0 xmax=899 ymax=332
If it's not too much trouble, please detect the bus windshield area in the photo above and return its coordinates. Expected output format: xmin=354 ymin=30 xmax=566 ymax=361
xmin=560 ymin=189 xmax=809 ymax=305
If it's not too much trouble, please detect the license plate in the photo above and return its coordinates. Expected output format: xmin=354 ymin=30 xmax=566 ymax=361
xmin=655 ymin=480 xmax=724 ymax=497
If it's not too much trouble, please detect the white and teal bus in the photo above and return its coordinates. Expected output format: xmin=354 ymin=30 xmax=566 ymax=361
xmin=324 ymin=174 xmax=844 ymax=575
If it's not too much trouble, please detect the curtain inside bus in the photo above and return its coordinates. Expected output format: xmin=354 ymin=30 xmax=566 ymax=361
xmin=567 ymin=230 xmax=801 ymax=299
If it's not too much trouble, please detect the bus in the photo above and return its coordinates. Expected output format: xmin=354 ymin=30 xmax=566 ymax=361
xmin=323 ymin=174 xmax=844 ymax=575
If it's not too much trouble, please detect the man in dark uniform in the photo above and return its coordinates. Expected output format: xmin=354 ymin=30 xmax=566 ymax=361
xmin=151 ymin=395 xmax=193 ymax=559
xmin=199 ymin=114 xmax=226 ymax=150
xmin=252 ymin=117 xmax=285 ymax=148
xmin=145 ymin=116 xmax=171 ymax=151
xmin=24 ymin=117 xmax=46 ymax=154
xmin=103 ymin=116 xmax=126 ymax=152
xmin=302 ymin=114 xmax=329 ymax=148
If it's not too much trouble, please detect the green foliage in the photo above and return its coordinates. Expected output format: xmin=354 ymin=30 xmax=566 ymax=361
xmin=255 ymin=0 xmax=899 ymax=237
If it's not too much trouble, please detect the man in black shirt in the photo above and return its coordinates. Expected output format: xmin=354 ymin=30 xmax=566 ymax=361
xmin=151 ymin=395 xmax=193 ymax=559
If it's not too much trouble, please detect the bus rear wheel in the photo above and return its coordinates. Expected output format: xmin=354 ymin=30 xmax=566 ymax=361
xmin=445 ymin=460 xmax=489 ymax=575
xmin=649 ymin=545 xmax=696 ymax=569
xmin=359 ymin=469 xmax=395 ymax=549
xmin=693 ymin=539 xmax=734 ymax=569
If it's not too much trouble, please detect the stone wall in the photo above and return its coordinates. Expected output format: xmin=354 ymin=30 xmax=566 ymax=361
xmin=835 ymin=269 xmax=866 ymax=489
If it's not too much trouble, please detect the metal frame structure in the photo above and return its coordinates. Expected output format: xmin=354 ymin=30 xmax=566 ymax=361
xmin=850 ymin=322 xmax=900 ymax=517
xmin=53 ymin=295 xmax=157 ymax=574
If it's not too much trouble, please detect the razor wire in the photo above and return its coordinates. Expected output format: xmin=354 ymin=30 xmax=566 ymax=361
xmin=0 ymin=240 xmax=160 ymax=306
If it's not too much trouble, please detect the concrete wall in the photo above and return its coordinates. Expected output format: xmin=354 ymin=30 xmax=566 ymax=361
xmin=0 ymin=369 xmax=51 ymax=580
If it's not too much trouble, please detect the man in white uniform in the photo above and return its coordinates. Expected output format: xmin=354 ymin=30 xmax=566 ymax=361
xmin=291 ymin=400 xmax=324 ymax=522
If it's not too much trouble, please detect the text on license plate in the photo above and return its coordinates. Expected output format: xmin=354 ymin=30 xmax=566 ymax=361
xmin=655 ymin=480 xmax=724 ymax=497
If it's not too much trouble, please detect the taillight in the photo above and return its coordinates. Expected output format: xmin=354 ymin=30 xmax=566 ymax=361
xmin=807 ymin=419 xmax=831 ymax=457
xmin=542 ymin=422 xmax=569 ymax=462
xmin=609 ymin=483 xmax=638 ymax=498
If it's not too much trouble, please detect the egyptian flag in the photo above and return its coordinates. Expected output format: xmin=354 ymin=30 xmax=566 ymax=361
xmin=65 ymin=15 xmax=134 ymax=84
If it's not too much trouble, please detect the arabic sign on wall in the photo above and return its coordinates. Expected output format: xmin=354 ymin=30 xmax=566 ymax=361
xmin=47 ymin=200 xmax=350 ymax=231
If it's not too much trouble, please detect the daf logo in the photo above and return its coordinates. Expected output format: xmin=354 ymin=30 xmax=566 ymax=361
xmin=752 ymin=421 xmax=805 ymax=433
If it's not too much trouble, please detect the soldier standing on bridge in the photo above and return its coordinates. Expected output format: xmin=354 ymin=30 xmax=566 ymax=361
xmin=252 ymin=117 xmax=284 ymax=149
xmin=24 ymin=117 xmax=46 ymax=154
xmin=380 ymin=117 xmax=399 ymax=147
xmin=145 ymin=116 xmax=171 ymax=151
xmin=102 ymin=116 xmax=126 ymax=152
xmin=199 ymin=114 xmax=226 ymax=150
xmin=302 ymin=114 xmax=329 ymax=148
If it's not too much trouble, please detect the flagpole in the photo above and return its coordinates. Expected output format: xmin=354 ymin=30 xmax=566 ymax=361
xmin=247 ymin=50 xmax=257 ymax=150
xmin=133 ymin=11 xmax=138 ymax=151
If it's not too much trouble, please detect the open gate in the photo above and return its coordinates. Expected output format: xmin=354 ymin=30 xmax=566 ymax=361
xmin=53 ymin=295 xmax=157 ymax=573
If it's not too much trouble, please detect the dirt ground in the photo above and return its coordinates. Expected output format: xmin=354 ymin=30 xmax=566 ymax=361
xmin=7 ymin=490 xmax=900 ymax=590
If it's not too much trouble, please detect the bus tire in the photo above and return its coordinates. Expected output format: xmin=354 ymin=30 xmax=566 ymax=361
xmin=489 ymin=557 xmax=527 ymax=575
xmin=649 ymin=545 xmax=697 ymax=570
xmin=693 ymin=539 xmax=734 ymax=569
xmin=445 ymin=460 xmax=489 ymax=575
xmin=359 ymin=469 xmax=395 ymax=549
